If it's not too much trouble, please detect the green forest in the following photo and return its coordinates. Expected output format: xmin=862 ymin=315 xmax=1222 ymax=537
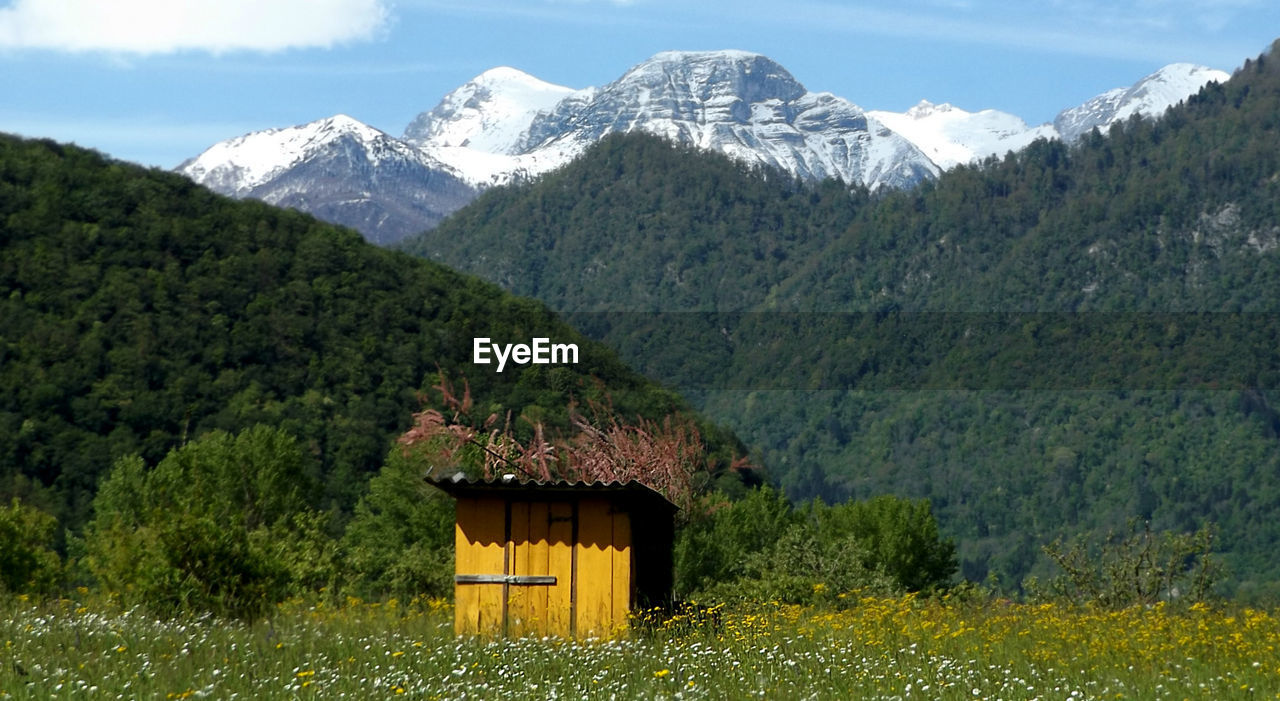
xmin=0 ymin=133 xmax=733 ymax=604
xmin=401 ymin=43 xmax=1280 ymax=598
xmin=0 ymin=131 xmax=971 ymax=616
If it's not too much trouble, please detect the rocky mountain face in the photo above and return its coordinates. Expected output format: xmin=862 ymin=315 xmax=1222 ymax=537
xmin=507 ymin=51 xmax=939 ymax=191
xmin=177 ymin=53 xmax=1228 ymax=244
xmin=397 ymin=51 xmax=939 ymax=193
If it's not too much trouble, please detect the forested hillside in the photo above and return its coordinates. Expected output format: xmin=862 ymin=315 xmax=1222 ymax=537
xmin=402 ymin=42 xmax=1280 ymax=597
xmin=405 ymin=47 xmax=1280 ymax=314
xmin=0 ymin=134 xmax=733 ymax=534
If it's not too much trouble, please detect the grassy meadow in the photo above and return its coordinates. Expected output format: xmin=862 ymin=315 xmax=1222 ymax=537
xmin=2 ymin=592 xmax=1278 ymax=700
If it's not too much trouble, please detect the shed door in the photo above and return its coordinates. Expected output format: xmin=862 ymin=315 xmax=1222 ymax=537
xmin=505 ymin=500 xmax=575 ymax=637
xmin=454 ymin=497 xmax=574 ymax=637
xmin=454 ymin=496 xmax=631 ymax=638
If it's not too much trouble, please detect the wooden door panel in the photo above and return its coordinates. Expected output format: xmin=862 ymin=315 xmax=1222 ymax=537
xmin=546 ymin=500 xmax=574 ymax=637
xmin=454 ymin=496 xmax=507 ymax=635
xmin=575 ymin=497 xmax=614 ymax=638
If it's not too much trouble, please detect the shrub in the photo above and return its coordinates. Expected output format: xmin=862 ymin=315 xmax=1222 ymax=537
xmin=675 ymin=487 xmax=956 ymax=604
xmin=1026 ymin=520 xmax=1221 ymax=608
xmin=0 ymin=498 xmax=62 ymax=595
xmin=342 ymin=448 xmax=455 ymax=599
xmin=810 ymin=495 xmax=957 ymax=593
xmin=85 ymin=426 xmax=323 ymax=619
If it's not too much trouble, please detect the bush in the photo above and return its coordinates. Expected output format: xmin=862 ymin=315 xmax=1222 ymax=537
xmin=810 ymin=495 xmax=957 ymax=593
xmin=85 ymin=426 xmax=326 ymax=619
xmin=0 ymin=498 xmax=62 ymax=595
xmin=675 ymin=487 xmax=956 ymax=604
xmin=1025 ymin=520 xmax=1221 ymax=608
xmin=341 ymin=448 xmax=456 ymax=599
xmin=697 ymin=523 xmax=894 ymax=605
xmin=673 ymin=486 xmax=798 ymax=598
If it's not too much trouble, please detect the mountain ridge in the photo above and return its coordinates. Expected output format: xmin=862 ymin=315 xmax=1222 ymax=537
xmin=177 ymin=115 xmax=478 ymax=245
xmin=178 ymin=51 xmax=1229 ymax=244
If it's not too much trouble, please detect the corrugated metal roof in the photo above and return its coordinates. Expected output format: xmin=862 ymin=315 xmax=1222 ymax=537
xmin=426 ymin=471 xmax=678 ymax=510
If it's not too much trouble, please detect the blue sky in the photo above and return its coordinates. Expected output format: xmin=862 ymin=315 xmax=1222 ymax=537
xmin=0 ymin=0 xmax=1275 ymax=169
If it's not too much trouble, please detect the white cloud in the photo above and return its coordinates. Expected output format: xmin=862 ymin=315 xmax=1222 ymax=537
xmin=0 ymin=0 xmax=389 ymax=54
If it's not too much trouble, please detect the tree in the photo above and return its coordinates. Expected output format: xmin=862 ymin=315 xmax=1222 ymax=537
xmin=341 ymin=447 xmax=455 ymax=599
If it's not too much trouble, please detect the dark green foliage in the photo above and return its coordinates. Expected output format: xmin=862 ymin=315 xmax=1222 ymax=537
xmin=341 ymin=448 xmax=456 ymax=599
xmin=702 ymin=388 xmax=1280 ymax=597
xmin=397 ymin=134 xmax=858 ymax=312
xmin=0 ymin=498 xmax=62 ymax=595
xmin=674 ymin=487 xmax=955 ymax=604
xmin=404 ymin=42 xmax=1280 ymax=598
xmin=0 ymin=133 xmax=712 ymax=539
xmin=810 ymin=495 xmax=957 ymax=594
xmin=85 ymin=426 xmax=314 ymax=618
xmin=674 ymin=486 xmax=798 ymax=597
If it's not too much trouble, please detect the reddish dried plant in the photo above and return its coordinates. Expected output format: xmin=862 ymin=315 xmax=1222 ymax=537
xmin=398 ymin=372 xmax=708 ymax=510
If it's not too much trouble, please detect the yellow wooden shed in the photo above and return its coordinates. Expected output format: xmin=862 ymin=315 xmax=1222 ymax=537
xmin=428 ymin=473 xmax=676 ymax=639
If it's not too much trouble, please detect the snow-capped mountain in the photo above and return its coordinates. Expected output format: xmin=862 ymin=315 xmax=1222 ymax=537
xmin=521 ymin=50 xmax=939 ymax=190
xmin=407 ymin=50 xmax=938 ymax=192
xmin=178 ymin=115 xmax=476 ymax=245
xmin=867 ymin=63 xmax=1227 ymax=170
xmin=401 ymin=67 xmax=595 ymax=187
xmin=868 ymin=101 xmax=1058 ymax=170
xmin=403 ymin=67 xmax=579 ymax=155
xmin=177 ymin=53 xmax=1229 ymax=244
xmin=1054 ymin=63 xmax=1231 ymax=142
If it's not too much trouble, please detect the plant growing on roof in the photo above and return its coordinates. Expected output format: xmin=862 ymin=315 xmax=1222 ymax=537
xmin=397 ymin=370 xmax=719 ymax=512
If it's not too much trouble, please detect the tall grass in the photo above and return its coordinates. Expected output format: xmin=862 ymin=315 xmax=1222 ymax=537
xmin=2 ymin=592 xmax=1277 ymax=699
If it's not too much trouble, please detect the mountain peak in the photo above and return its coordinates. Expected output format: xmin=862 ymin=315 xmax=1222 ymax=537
xmin=504 ymin=49 xmax=935 ymax=190
xmin=869 ymin=100 xmax=1051 ymax=171
xmin=1053 ymin=62 xmax=1229 ymax=141
xmin=614 ymin=49 xmax=806 ymax=102
xmin=177 ymin=114 xmax=393 ymax=196
xmin=646 ymin=49 xmax=771 ymax=64
xmin=318 ymin=113 xmax=365 ymax=129
xmin=471 ymin=65 xmax=549 ymax=85
xmin=905 ymin=100 xmax=957 ymax=119
xmin=403 ymin=66 xmax=577 ymax=154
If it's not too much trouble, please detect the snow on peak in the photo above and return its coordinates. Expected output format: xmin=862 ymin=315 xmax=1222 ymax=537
xmin=1125 ymin=63 xmax=1230 ymax=112
xmin=645 ymin=49 xmax=770 ymax=64
xmin=879 ymin=61 xmax=1228 ymax=170
xmin=471 ymin=65 xmax=552 ymax=87
xmin=612 ymin=49 xmax=806 ymax=102
xmin=496 ymin=50 xmax=935 ymax=190
xmin=403 ymin=66 xmax=578 ymax=154
xmin=869 ymin=102 xmax=1053 ymax=171
xmin=1054 ymin=63 xmax=1229 ymax=141
xmin=177 ymin=114 xmax=398 ymax=195
xmin=904 ymin=100 xmax=958 ymax=120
